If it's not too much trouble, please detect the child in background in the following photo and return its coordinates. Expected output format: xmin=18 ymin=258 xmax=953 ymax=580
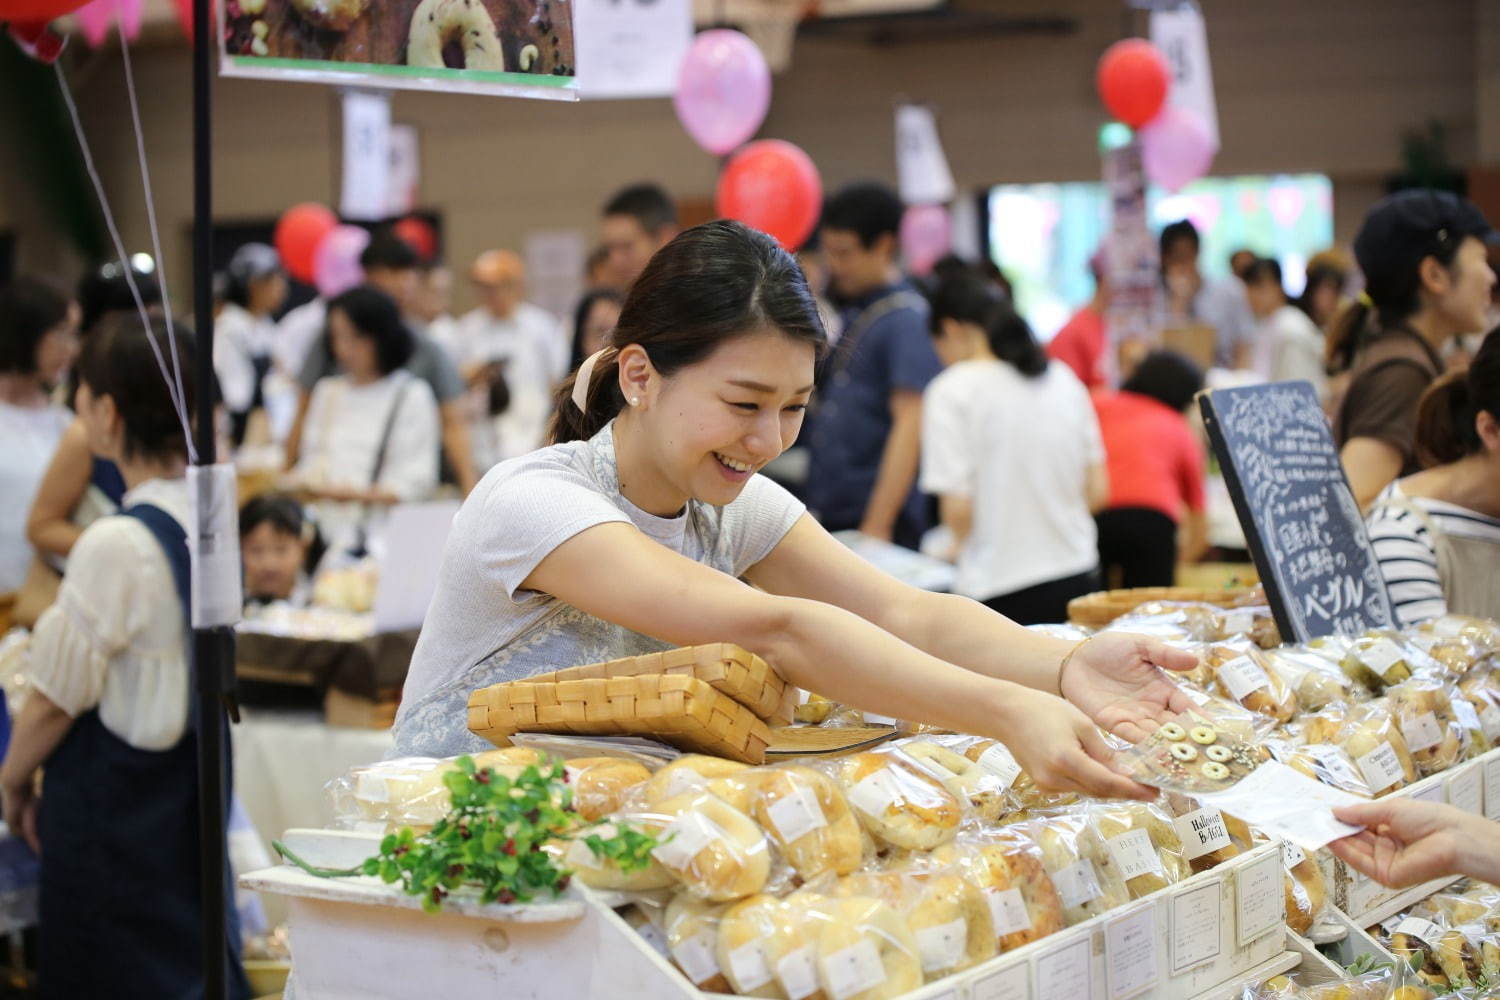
xmin=239 ymin=493 xmax=324 ymax=607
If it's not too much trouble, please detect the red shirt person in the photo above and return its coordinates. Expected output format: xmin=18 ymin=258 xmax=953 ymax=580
xmin=1047 ymin=250 xmax=1110 ymax=390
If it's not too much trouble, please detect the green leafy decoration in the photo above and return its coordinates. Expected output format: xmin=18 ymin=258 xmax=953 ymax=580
xmin=274 ymin=756 xmax=658 ymax=914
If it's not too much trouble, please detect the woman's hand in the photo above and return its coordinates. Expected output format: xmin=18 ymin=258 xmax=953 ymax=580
xmin=1 ymin=780 xmax=40 ymax=855
xmin=1059 ymin=632 xmax=1200 ymax=743
xmin=1329 ymin=799 xmax=1500 ymax=889
xmin=999 ymin=687 xmax=1158 ymax=801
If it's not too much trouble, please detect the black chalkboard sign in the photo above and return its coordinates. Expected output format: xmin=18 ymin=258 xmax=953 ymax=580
xmin=1199 ymin=380 xmax=1395 ymax=642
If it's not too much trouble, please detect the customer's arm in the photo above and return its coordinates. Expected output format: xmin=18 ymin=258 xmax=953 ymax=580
xmin=859 ymin=390 xmax=923 ymax=541
xmin=1339 ymin=362 xmax=1429 ymax=511
xmin=26 ymin=418 xmax=93 ymax=560
xmin=1331 ymin=799 xmax=1500 ymax=889
xmin=0 ymin=692 xmax=74 ymax=853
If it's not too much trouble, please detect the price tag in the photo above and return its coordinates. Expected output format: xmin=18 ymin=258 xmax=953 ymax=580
xmin=1218 ymin=656 xmax=1271 ymax=700
xmin=775 ymin=946 xmax=819 ymax=1000
xmin=1448 ymin=766 xmax=1483 ymax=815
xmin=1408 ymin=781 xmax=1446 ymax=805
xmin=1107 ymin=829 xmax=1166 ymax=882
xmin=1394 ymin=917 xmax=1444 ymax=944
xmin=651 ymin=812 xmax=724 ymax=871
xmin=1361 ymin=638 xmax=1409 ymax=680
xmin=1356 ymin=743 xmax=1407 ymax=793
xmin=1434 ymin=615 xmax=1468 ymax=637
xmin=1171 ymin=880 xmax=1222 ymax=973
xmin=1346 ymin=866 xmax=1388 ymax=916
xmin=820 ymin=939 xmax=887 ymax=1000
xmin=1035 ymin=935 xmax=1092 ymax=1000
xmin=1174 ymin=808 xmax=1233 ymax=861
xmin=1454 ymin=698 xmax=1483 ymax=734
xmin=671 ymin=929 xmax=719 ymax=984
xmin=355 ymin=770 xmax=393 ymax=804
xmin=1106 ymin=906 xmax=1159 ymax=1000
xmin=766 ymin=785 xmax=828 ymax=844
xmin=1053 ymin=859 xmax=1104 ymax=910
xmin=973 ymin=962 xmax=1031 ymax=1000
xmin=1282 ymin=842 xmax=1307 ymax=869
xmin=986 ymin=887 xmax=1033 ymax=937
xmin=1402 ymin=712 xmax=1445 ymax=753
xmin=978 ymin=743 xmax=1023 ymax=791
xmin=916 ymin=918 xmax=968 ymax=973
xmin=1236 ymin=850 xmax=1284 ymax=946
xmin=1304 ymin=744 xmax=1365 ymax=790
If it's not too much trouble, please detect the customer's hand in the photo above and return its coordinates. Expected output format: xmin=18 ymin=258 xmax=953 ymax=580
xmin=1059 ymin=632 xmax=1201 ymax=743
xmin=1 ymin=780 xmax=40 ymax=855
xmin=1330 ymin=799 xmax=1500 ymax=889
xmin=998 ymin=687 xmax=1157 ymax=802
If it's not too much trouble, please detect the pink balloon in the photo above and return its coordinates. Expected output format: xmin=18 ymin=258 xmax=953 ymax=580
xmin=118 ymin=0 xmax=141 ymax=39
xmin=674 ymin=30 xmax=771 ymax=157
xmin=1139 ymin=106 xmax=1217 ymax=193
xmin=74 ymin=0 xmax=114 ymax=47
xmin=312 ymin=225 xmax=369 ymax=299
xmin=900 ymin=204 xmax=952 ymax=277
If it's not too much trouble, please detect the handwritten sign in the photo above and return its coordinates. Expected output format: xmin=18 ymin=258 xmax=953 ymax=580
xmin=1200 ymin=381 xmax=1395 ymax=641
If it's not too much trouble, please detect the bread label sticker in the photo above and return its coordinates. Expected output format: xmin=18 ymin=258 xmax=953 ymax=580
xmin=1362 ymin=638 xmax=1408 ymax=678
xmin=1218 ymin=656 xmax=1270 ymax=701
xmin=821 ymin=938 xmax=887 ymax=999
xmin=776 ymin=945 xmax=820 ymax=1000
xmin=651 ymin=812 xmax=725 ymax=871
xmin=985 ymin=887 xmax=1033 ymax=936
xmin=1304 ymin=744 xmax=1366 ymax=790
xmin=1173 ymin=807 xmax=1233 ymax=861
xmin=1356 ymin=742 xmax=1406 ymax=792
xmin=1053 ymin=858 xmax=1103 ymax=909
xmin=1106 ymin=828 xmax=1165 ymax=882
xmin=1282 ymin=842 xmax=1307 ymax=869
xmin=848 ymin=768 xmax=901 ymax=818
xmin=564 ymin=836 xmax=602 ymax=870
xmin=661 ymin=768 xmax=707 ymax=799
xmin=728 ymin=940 xmax=774 ymax=992
xmin=1394 ymin=917 xmax=1444 ymax=944
xmin=977 ymin=744 xmax=1023 ymax=791
xmin=355 ymin=771 xmax=392 ymax=804
xmin=916 ymin=918 xmax=968 ymax=973
xmin=1222 ymin=611 xmax=1254 ymax=637
xmin=766 ymin=784 xmax=828 ymax=844
xmin=671 ymin=928 xmax=719 ymax=984
xmin=1453 ymin=698 xmax=1483 ymax=734
xmin=1402 ymin=711 xmax=1445 ymax=753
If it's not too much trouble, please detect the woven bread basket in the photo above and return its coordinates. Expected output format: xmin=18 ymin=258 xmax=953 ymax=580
xmin=1066 ymin=586 xmax=1260 ymax=630
xmin=467 ymin=673 xmax=772 ymax=764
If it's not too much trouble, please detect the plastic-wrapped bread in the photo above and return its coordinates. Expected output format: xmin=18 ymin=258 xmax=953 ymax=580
xmin=813 ymin=895 xmax=923 ymax=1000
xmin=760 ymin=892 xmax=832 ymax=1000
xmin=1160 ymin=795 xmax=1253 ymax=874
xmin=895 ymin=738 xmax=1010 ymax=822
xmin=836 ymin=752 xmax=963 ymax=851
xmin=1388 ymin=679 xmax=1466 ymax=775
xmin=641 ymin=755 xmax=753 ymax=808
xmin=747 ymin=764 xmax=865 ymax=881
xmin=929 ymin=828 xmax=1066 ymax=952
xmin=1263 ymin=647 xmax=1357 ymax=711
xmin=1341 ymin=701 xmax=1420 ymax=794
xmin=663 ymin=894 xmax=731 ymax=993
xmin=1279 ymin=841 xmax=1327 ymax=937
xmin=1272 ymin=742 xmax=1374 ymax=798
xmin=644 ymin=792 xmax=771 ymax=902
xmin=1434 ymin=928 xmax=1485 ymax=990
xmin=717 ymin=894 xmax=788 ymax=998
xmin=1010 ymin=812 xmax=1130 ymax=925
xmin=565 ymin=756 xmax=651 ymax=821
xmin=1200 ymin=641 xmax=1297 ymax=722
xmin=1340 ymin=632 xmax=1430 ymax=693
xmin=558 ymin=819 xmax=676 ymax=891
xmin=836 ymin=870 xmax=996 ymax=981
xmin=1086 ymin=801 xmax=1189 ymax=899
xmin=958 ymin=739 xmax=1076 ymax=818
xmin=337 ymin=747 xmax=546 ymax=832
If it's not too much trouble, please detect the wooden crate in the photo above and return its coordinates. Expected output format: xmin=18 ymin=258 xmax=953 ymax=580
xmin=1068 ymin=586 xmax=1260 ymax=629
xmin=467 ymin=673 xmax=772 ymax=764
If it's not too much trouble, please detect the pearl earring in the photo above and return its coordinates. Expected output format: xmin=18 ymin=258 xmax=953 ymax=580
xmin=629 ymin=397 xmax=639 ymax=406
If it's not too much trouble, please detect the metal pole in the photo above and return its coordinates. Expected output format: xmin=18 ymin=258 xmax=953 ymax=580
xmin=191 ymin=0 xmax=229 ymax=996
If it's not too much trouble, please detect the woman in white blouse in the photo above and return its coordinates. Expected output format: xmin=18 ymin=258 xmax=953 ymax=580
xmin=0 ymin=314 xmax=250 ymax=997
xmin=289 ymin=284 xmax=441 ymax=552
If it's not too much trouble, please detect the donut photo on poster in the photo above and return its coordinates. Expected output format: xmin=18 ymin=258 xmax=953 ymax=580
xmin=219 ymin=0 xmax=577 ymax=99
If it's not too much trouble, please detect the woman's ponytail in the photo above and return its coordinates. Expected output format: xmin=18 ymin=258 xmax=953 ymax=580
xmin=548 ymin=348 xmax=625 ymax=444
xmin=1324 ymin=298 xmax=1373 ymax=375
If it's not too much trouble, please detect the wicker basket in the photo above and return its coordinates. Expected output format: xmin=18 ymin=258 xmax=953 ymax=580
xmin=523 ymin=643 xmax=796 ymax=726
xmin=1067 ymin=586 xmax=1260 ymax=630
xmin=467 ymin=673 xmax=773 ymax=764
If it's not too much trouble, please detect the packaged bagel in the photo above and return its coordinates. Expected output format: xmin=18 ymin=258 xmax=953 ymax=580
xmin=811 ymin=895 xmax=924 ymax=1000
xmin=664 ymin=893 xmax=732 ymax=992
xmin=565 ymin=756 xmax=652 ymax=821
xmin=1388 ymin=678 xmax=1467 ymax=775
xmin=641 ymin=791 xmax=771 ymax=902
xmin=1378 ymin=914 xmax=1455 ymax=989
xmin=1276 ymin=840 xmax=1329 ymax=937
xmin=1457 ymin=668 xmax=1500 ymax=748
xmin=1415 ymin=615 xmax=1500 ymax=657
xmin=892 ymin=736 xmax=1016 ymax=822
xmin=745 ymin=763 xmax=866 ymax=882
xmin=928 ymin=827 xmax=1066 ymax=952
xmin=1342 ymin=700 xmax=1420 ymax=794
xmin=639 ymin=755 xmax=755 ymax=810
xmin=717 ymin=893 xmax=790 ymax=997
xmin=558 ymin=818 xmax=676 ymax=892
xmin=1267 ymin=740 xmax=1374 ymax=798
xmin=1263 ymin=647 xmax=1358 ymax=711
xmin=1108 ymin=601 xmax=1223 ymax=643
xmin=834 ymin=751 xmax=964 ymax=851
xmin=1008 ymin=811 xmax=1130 ymax=925
xmin=1160 ymin=794 xmax=1254 ymax=873
xmin=1340 ymin=632 xmax=1436 ymax=693
xmin=331 ymin=747 xmax=550 ymax=833
xmin=1198 ymin=641 xmax=1298 ymax=722
xmin=1084 ymin=800 xmax=1189 ymax=899
xmin=836 ymin=869 xmax=997 ymax=981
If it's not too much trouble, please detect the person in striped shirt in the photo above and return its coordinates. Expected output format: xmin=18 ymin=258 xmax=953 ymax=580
xmin=1365 ymin=327 xmax=1500 ymax=626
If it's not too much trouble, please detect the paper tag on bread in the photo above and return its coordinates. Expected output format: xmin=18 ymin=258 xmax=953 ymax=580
xmin=1362 ymin=638 xmax=1408 ymax=678
xmin=1222 ymin=611 xmax=1254 ymax=637
xmin=1053 ymin=859 xmax=1103 ymax=909
xmin=766 ymin=784 xmax=828 ymax=844
xmin=1218 ymin=656 xmax=1271 ymax=701
xmin=984 ymin=887 xmax=1032 ymax=936
xmin=822 ymin=939 xmax=887 ymax=999
xmin=1356 ymin=743 xmax=1406 ymax=793
xmin=1106 ymin=828 xmax=1166 ymax=882
xmin=916 ymin=918 xmax=968 ymax=973
xmin=1454 ymin=698 xmax=1482 ymax=734
xmin=1173 ymin=807 xmax=1233 ymax=861
xmin=651 ymin=812 xmax=726 ymax=871
xmin=1401 ymin=712 xmax=1445 ymax=753
xmin=1282 ymin=842 xmax=1307 ymax=869
xmin=1303 ymin=744 xmax=1366 ymax=790
xmin=776 ymin=946 xmax=820 ymax=1000
xmin=976 ymin=744 xmax=1023 ymax=791
xmin=671 ymin=929 xmax=720 ymax=984
xmin=728 ymin=940 xmax=774 ymax=991
xmin=1393 ymin=917 xmax=1444 ymax=945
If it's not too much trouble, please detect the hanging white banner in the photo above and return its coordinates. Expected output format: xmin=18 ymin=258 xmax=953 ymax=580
xmin=340 ymin=89 xmax=391 ymax=222
xmin=1150 ymin=1 xmax=1220 ymax=149
xmin=894 ymin=104 xmax=956 ymax=206
xmin=385 ymin=125 xmax=420 ymax=218
xmin=574 ymin=0 xmax=693 ymax=99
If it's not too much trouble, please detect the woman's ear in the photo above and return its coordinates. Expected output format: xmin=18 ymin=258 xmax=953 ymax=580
xmin=1417 ymin=254 xmax=1455 ymax=298
xmin=616 ymin=344 xmax=656 ymax=407
xmin=1477 ymin=408 xmax=1500 ymax=454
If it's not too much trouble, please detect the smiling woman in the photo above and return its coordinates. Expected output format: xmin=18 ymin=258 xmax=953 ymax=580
xmin=392 ymin=221 xmax=1199 ymax=802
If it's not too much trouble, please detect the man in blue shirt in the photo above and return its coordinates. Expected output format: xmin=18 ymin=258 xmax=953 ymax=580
xmin=804 ymin=182 xmax=943 ymax=550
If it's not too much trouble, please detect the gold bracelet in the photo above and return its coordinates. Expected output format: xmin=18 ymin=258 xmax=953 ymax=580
xmin=1057 ymin=637 xmax=1091 ymax=697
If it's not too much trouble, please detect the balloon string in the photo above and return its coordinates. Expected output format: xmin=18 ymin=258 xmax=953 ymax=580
xmin=54 ymin=57 xmax=198 ymax=463
xmin=119 ymin=29 xmax=193 ymax=455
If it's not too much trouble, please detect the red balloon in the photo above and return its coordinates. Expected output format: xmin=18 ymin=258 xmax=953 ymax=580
xmin=274 ymin=203 xmax=337 ymax=285
xmin=1096 ymin=38 xmax=1170 ymax=128
xmin=171 ymin=0 xmax=192 ymax=40
xmin=393 ymin=217 xmax=438 ymax=263
xmin=715 ymin=139 xmax=822 ymax=252
xmin=0 ymin=0 xmax=90 ymax=20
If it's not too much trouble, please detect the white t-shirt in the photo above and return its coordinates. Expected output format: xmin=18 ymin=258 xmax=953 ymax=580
xmin=28 ymin=478 xmax=191 ymax=749
xmin=920 ymin=359 xmax=1104 ymax=601
xmin=1258 ymin=304 xmax=1326 ymax=394
xmin=392 ymin=420 xmax=806 ymax=758
xmin=0 ymin=400 xmax=72 ymax=592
